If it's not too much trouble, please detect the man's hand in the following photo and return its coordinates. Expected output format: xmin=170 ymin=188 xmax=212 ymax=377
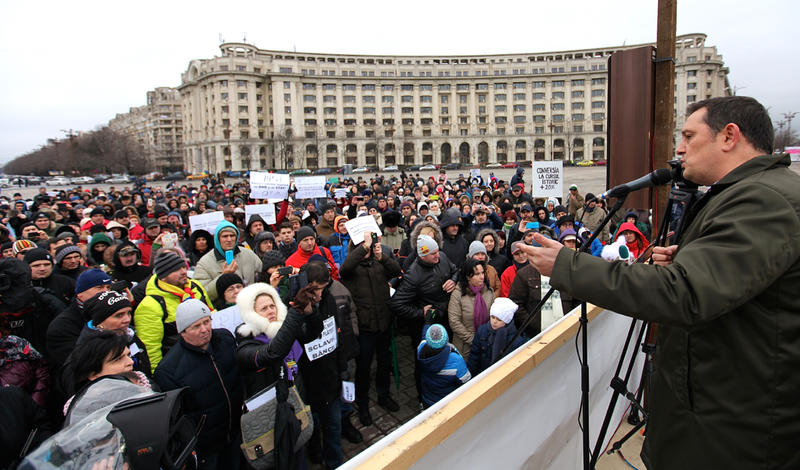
xmin=269 ymin=269 xmax=282 ymax=288
xmin=517 ymin=233 xmax=564 ymax=277
xmin=222 ymin=259 xmax=239 ymax=274
xmin=373 ymin=242 xmax=382 ymax=260
xmin=652 ymin=245 xmax=678 ymax=266
xmin=442 ymin=279 xmax=456 ymax=293
xmin=363 ymin=231 xmax=373 ymax=249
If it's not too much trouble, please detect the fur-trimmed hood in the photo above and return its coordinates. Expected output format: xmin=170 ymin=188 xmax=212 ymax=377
xmin=235 ymin=282 xmax=288 ymax=340
xmin=475 ymin=228 xmax=500 ymax=256
xmin=409 ymin=219 xmax=443 ymax=252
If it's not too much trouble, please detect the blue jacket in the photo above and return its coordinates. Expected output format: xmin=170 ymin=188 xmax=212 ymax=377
xmin=416 ymin=326 xmax=471 ymax=406
xmin=467 ymin=321 xmax=527 ymax=376
xmin=325 ymin=232 xmax=351 ymax=268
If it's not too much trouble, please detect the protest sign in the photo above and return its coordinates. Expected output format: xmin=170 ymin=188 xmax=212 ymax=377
xmin=189 ymin=211 xmax=225 ymax=234
xmin=344 ymin=216 xmax=382 ymax=245
xmin=532 ymin=160 xmax=563 ymax=199
xmin=249 ymin=171 xmax=290 ymax=200
xmin=294 ymin=175 xmax=327 ymax=199
xmin=245 ymin=203 xmax=277 ymax=225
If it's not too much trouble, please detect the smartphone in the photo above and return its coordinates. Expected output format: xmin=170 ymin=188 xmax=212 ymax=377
xmin=525 ymin=222 xmax=540 ymax=230
xmin=277 ymin=266 xmax=293 ymax=276
xmin=225 ymin=249 xmax=234 ymax=265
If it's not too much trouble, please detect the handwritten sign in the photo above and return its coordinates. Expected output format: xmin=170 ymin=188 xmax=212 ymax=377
xmin=470 ymin=168 xmax=481 ymax=180
xmin=304 ymin=316 xmax=337 ymax=361
xmin=344 ymin=216 xmax=382 ymax=245
xmin=333 ymin=188 xmax=348 ymax=199
xmin=189 ymin=211 xmax=225 ymax=234
xmin=342 ymin=381 xmax=355 ymax=403
xmin=245 ymin=203 xmax=277 ymax=225
xmin=532 ymin=161 xmax=563 ymax=199
xmin=250 ymin=171 xmax=290 ymax=200
xmin=294 ymin=176 xmax=327 ymax=199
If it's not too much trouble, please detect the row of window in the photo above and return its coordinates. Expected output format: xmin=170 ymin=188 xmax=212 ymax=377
xmin=299 ymin=93 xmax=605 ymax=104
xmin=294 ymin=78 xmax=606 ymax=91
xmin=295 ymin=64 xmax=607 ymax=77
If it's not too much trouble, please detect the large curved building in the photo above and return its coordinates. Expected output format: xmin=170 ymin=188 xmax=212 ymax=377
xmin=178 ymin=33 xmax=729 ymax=173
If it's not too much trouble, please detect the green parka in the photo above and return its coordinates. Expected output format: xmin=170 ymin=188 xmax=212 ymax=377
xmin=551 ymin=154 xmax=800 ymax=469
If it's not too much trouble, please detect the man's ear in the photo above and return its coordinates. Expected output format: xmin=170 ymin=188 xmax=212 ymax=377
xmin=720 ymin=123 xmax=741 ymax=152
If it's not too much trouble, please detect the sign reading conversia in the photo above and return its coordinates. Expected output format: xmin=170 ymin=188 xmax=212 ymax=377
xmin=532 ymin=161 xmax=563 ymax=199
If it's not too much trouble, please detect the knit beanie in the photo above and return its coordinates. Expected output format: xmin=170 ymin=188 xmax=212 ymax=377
xmin=85 ymin=290 xmax=132 ymax=326
xmin=175 ymin=298 xmax=212 ymax=333
xmin=261 ymin=250 xmax=286 ymax=271
xmin=467 ymin=240 xmax=487 ymax=259
xmin=55 ymin=244 xmax=83 ymax=265
xmin=23 ymin=247 xmax=53 ymax=266
xmin=12 ymin=239 xmax=36 ymax=256
xmin=425 ymin=324 xmax=448 ymax=349
xmin=416 ymin=234 xmax=439 ymax=258
xmin=90 ymin=232 xmax=112 ymax=248
xmin=216 ymin=273 xmax=243 ymax=297
xmin=490 ymin=297 xmax=518 ymax=325
xmin=153 ymin=252 xmax=185 ymax=280
xmin=296 ymin=226 xmax=316 ymax=243
xmin=75 ymin=268 xmax=112 ymax=294
xmin=90 ymin=207 xmax=106 ymax=217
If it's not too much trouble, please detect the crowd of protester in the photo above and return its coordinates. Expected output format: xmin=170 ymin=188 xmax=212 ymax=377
xmin=0 ymin=168 xmax=650 ymax=469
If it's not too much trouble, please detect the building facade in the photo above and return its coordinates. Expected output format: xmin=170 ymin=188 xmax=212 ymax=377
xmin=178 ymin=33 xmax=729 ymax=174
xmin=109 ymin=87 xmax=184 ymax=173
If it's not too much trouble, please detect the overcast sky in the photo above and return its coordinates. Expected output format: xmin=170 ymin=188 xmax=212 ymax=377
xmin=1 ymin=0 xmax=797 ymax=165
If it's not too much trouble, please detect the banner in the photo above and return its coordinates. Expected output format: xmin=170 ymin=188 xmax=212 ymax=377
xmin=189 ymin=211 xmax=225 ymax=234
xmin=250 ymin=171 xmax=290 ymax=200
xmin=245 ymin=203 xmax=277 ymax=225
xmin=294 ymin=175 xmax=327 ymax=199
xmin=532 ymin=160 xmax=563 ymax=199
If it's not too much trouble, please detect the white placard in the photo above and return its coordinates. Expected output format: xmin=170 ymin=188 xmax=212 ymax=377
xmin=344 ymin=216 xmax=382 ymax=245
xmin=334 ymin=188 xmax=348 ymax=199
xmin=342 ymin=381 xmax=355 ymax=403
xmin=211 ymin=305 xmax=243 ymax=336
xmin=470 ymin=168 xmax=481 ymax=180
xmin=189 ymin=211 xmax=225 ymax=234
xmin=249 ymin=171 xmax=290 ymax=200
xmin=245 ymin=385 xmax=277 ymax=412
xmin=304 ymin=316 xmax=338 ymax=361
xmin=245 ymin=203 xmax=277 ymax=225
xmin=532 ymin=160 xmax=563 ymax=199
xmin=294 ymin=175 xmax=327 ymax=199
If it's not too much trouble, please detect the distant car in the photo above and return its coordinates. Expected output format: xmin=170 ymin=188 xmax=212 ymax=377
xmin=9 ymin=177 xmax=25 ymax=186
xmin=106 ymin=176 xmax=131 ymax=184
xmin=594 ymin=159 xmax=608 ymax=166
xmin=164 ymin=171 xmax=185 ymax=181
xmin=407 ymin=165 xmax=421 ymax=171
xmin=314 ymin=168 xmax=332 ymax=175
xmin=289 ymin=169 xmax=312 ymax=175
xmin=576 ymin=160 xmax=594 ymax=167
xmin=444 ymin=163 xmax=460 ymax=170
xmin=382 ymin=165 xmax=399 ymax=172
xmin=501 ymin=162 xmax=518 ymax=168
xmin=0 ymin=178 xmax=9 ymax=188
xmin=46 ymin=176 xmax=71 ymax=186
xmin=93 ymin=174 xmax=110 ymax=183
xmin=71 ymin=176 xmax=95 ymax=185
xmin=419 ymin=164 xmax=437 ymax=171
xmin=26 ymin=176 xmax=44 ymax=184
xmin=187 ymin=173 xmax=207 ymax=180
xmin=485 ymin=163 xmax=502 ymax=168
xmin=352 ymin=166 xmax=369 ymax=173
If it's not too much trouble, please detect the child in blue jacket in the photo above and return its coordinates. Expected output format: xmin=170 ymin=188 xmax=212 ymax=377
xmin=468 ymin=297 xmax=528 ymax=376
xmin=417 ymin=323 xmax=471 ymax=407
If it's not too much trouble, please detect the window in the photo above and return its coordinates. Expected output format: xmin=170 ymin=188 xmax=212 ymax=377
xmin=459 ymin=106 xmax=468 ymax=114
xmin=239 ymin=105 xmax=248 ymax=113
xmin=533 ymin=92 xmax=545 ymax=100
xmin=687 ymin=70 xmax=697 ymax=77
xmin=382 ymin=84 xmax=394 ymax=91
xmin=222 ymin=119 xmax=230 ymax=126
xmin=363 ymin=95 xmax=375 ymax=103
xmin=513 ymin=82 xmax=526 ymax=89
xmin=478 ymin=94 xmax=486 ymax=103
xmin=573 ymin=124 xmax=583 ymax=132
xmin=552 ymin=92 xmax=564 ymax=99
xmin=552 ymin=80 xmax=565 ymax=87
xmin=323 ymin=95 xmax=336 ymax=102
xmin=494 ymin=83 xmax=507 ymax=90
xmin=421 ymin=107 xmax=432 ymax=114
xmin=552 ymin=103 xmax=565 ymax=110
xmin=303 ymin=107 xmax=315 ymax=114
xmin=571 ymin=90 xmax=585 ymax=98
xmin=219 ymin=80 xmax=228 ymax=87
xmin=439 ymin=84 xmax=451 ymax=91
xmin=533 ymin=115 xmax=545 ymax=123
xmin=514 ymin=93 xmax=526 ymax=100
xmin=324 ymin=119 xmax=337 ymax=126
xmin=687 ymin=83 xmax=697 ymax=90
xmin=401 ymin=95 xmax=413 ymax=103
xmin=280 ymin=81 xmax=288 ymax=88
xmin=283 ymin=93 xmax=290 ymax=101
xmin=515 ymin=127 xmax=524 ymax=134
xmin=533 ymin=103 xmax=545 ymax=111
xmin=362 ymin=84 xmax=375 ymax=91
xmin=514 ymin=116 xmax=525 ymax=123
xmin=324 ymin=107 xmax=336 ymax=115
xmin=497 ymin=128 xmax=505 ymax=135
xmin=495 ymin=94 xmax=507 ymax=101
xmin=459 ymin=95 xmax=468 ymax=103
xmin=279 ymin=67 xmax=292 ymax=73
xmin=495 ymin=105 xmax=507 ymax=112
xmin=552 ymin=114 xmax=564 ymax=122
xmin=401 ymin=84 xmax=413 ymax=91
xmin=592 ymin=78 xmax=606 ymax=85
xmin=478 ymin=105 xmax=486 ymax=114
xmin=535 ymin=126 xmax=544 ymax=134
xmin=238 ymin=93 xmax=247 ymax=100
xmin=572 ymin=113 xmax=584 ymax=121
xmin=239 ymin=118 xmax=249 ymax=126
xmin=221 ymin=93 xmax=229 ymax=100
xmin=303 ymin=95 xmax=315 ymax=102
xmin=476 ymin=83 xmax=489 ymax=90
xmin=420 ymin=95 xmax=432 ymax=103
xmin=343 ymin=107 xmax=356 ymax=114
xmin=441 ymin=107 xmax=449 ymax=114
xmin=221 ymin=105 xmax=229 ymax=113
xmin=687 ymin=95 xmax=697 ymax=103
xmin=343 ymin=84 xmax=356 ymax=91
xmin=571 ymin=79 xmax=585 ymax=86
xmin=533 ymin=81 xmax=545 ymax=88
xmin=381 ymin=95 xmax=394 ymax=104
xmin=592 ymin=89 xmax=605 ymax=97
xmin=402 ymin=107 xmax=413 ymax=114
xmin=303 ymin=83 xmax=316 ymax=90
xmin=594 ymin=124 xmax=603 ymax=132
xmin=572 ymin=102 xmax=584 ymax=110
xmin=220 ymin=65 xmax=229 ymax=71
xmin=441 ymin=117 xmax=450 ymax=125
xmin=513 ymin=104 xmax=526 ymax=112
xmin=382 ymin=107 xmax=394 ymax=114
xmin=457 ymin=84 xmax=469 ymax=91
xmin=687 ymin=56 xmax=697 ymax=63
xmin=592 ymin=113 xmax=605 ymax=120
xmin=591 ymin=101 xmax=605 ymax=108
xmin=364 ymin=107 xmax=376 ymax=114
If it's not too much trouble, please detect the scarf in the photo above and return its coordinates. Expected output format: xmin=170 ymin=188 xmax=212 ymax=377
xmin=468 ymin=284 xmax=489 ymax=332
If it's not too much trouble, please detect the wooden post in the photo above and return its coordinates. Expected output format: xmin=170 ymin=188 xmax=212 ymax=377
xmin=652 ymin=0 xmax=677 ymax=231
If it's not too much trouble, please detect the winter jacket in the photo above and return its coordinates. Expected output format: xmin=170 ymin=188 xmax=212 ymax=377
xmin=467 ymin=321 xmax=527 ymax=376
xmin=109 ymin=240 xmax=151 ymax=284
xmin=182 ymin=229 xmax=214 ymax=267
xmin=242 ymin=214 xmax=267 ymax=249
xmin=194 ymin=221 xmax=262 ymax=301
xmin=340 ymin=244 xmax=401 ymax=333
xmin=470 ymin=212 xmax=503 ymax=236
xmin=510 ymin=167 xmax=525 ymax=188
xmin=135 ymin=232 xmax=156 ymax=266
xmin=133 ymin=275 xmax=213 ymax=372
xmin=0 ymin=335 xmax=50 ymax=408
xmin=612 ymin=222 xmax=650 ymax=260
xmin=32 ymin=273 xmax=75 ymax=305
xmin=153 ymin=329 xmax=243 ymax=452
xmin=575 ymin=205 xmax=609 ymax=243
xmin=439 ymin=211 xmax=470 ymax=266
xmin=325 ymin=232 xmax=351 ymax=268
xmin=389 ymin=252 xmax=458 ymax=323
xmin=447 ymin=284 xmax=495 ymax=358
xmin=417 ymin=326 xmax=471 ymax=406
xmin=45 ymin=300 xmax=84 ymax=370
xmin=401 ymin=220 xmax=443 ymax=271
xmin=507 ymin=264 xmax=543 ymax=337
xmin=567 ymin=192 xmax=584 ymax=217
xmin=285 ymin=244 xmax=340 ymax=281
xmin=315 ymin=217 xmax=336 ymax=240
xmin=551 ymin=153 xmax=800 ymax=470
xmin=380 ymin=226 xmax=406 ymax=253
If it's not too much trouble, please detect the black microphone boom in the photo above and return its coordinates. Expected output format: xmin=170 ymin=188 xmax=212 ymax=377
xmin=599 ymin=168 xmax=673 ymax=200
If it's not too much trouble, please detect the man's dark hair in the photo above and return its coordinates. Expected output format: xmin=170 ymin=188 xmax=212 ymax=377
xmin=305 ymin=260 xmax=331 ymax=285
xmin=279 ymin=221 xmax=293 ymax=231
xmin=687 ymin=96 xmax=774 ymax=154
xmin=70 ymin=330 xmax=130 ymax=392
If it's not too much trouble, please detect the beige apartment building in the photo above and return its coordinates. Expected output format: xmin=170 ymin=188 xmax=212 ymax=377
xmin=178 ymin=33 xmax=729 ymax=174
xmin=109 ymin=87 xmax=184 ymax=173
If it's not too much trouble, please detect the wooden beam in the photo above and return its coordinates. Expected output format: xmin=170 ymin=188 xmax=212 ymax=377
xmin=652 ymin=0 xmax=677 ymax=230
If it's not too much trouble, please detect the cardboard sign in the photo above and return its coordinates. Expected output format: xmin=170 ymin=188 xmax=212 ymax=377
xmin=245 ymin=203 xmax=277 ymax=225
xmin=532 ymin=161 xmax=563 ymax=199
xmin=344 ymin=216 xmax=382 ymax=245
xmin=250 ymin=171 xmax=290 ymax=200
xmin=294 ymin=175 xmax=327 ymax=199
xmin=189 ymin=211 xmax=225 ymax=234
xmin=304 ymin=316 xmax=338 ymax=361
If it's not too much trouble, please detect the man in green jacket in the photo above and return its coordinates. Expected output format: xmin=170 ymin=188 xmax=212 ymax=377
xmin=521 ymin=96 xmax=800 ymax=470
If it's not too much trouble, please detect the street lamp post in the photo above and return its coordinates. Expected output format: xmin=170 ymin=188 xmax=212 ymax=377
xmin=548 ymin=121 xmax=556 ymax=161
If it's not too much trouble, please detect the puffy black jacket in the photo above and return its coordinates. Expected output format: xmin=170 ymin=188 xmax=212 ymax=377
xmin=32 ymin=273 xmax=74 ymax=306
xmin=153 ymin=329 xmax=243 ymax=452
xmin=110 ymin=241 xmax=152 ymax=285
xmin=389 ymin=252 xmax=458 ymax=322
xmin=341 ymin=244 xmax=401 ymax=333
xmin=507 ymin=264 xmax=543 ymax=337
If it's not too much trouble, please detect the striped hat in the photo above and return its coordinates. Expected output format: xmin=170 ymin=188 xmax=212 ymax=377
xmin=12 ymin=239 xmax=36 ymax=256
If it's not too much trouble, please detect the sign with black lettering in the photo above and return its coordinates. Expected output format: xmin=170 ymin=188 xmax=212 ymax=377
xmin=303 ymin=316 xmax=337 ymax=361
xmin=532 ymin=161 xmax=563 ymax=199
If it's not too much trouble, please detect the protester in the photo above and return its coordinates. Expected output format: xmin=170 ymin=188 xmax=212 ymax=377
xmin=467 ymin=297 xmax=527 ymax=376
xmin=448 ymin=258 xmax=495 ymax=359
xmin=416 ymin=323 xmax=471 ymax=408
xmin=194 ymin=221 xmax=262 ymax=301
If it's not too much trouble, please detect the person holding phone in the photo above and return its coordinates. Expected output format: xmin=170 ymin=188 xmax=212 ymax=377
xmin=194 ymin=221 xmax=262 ymax=302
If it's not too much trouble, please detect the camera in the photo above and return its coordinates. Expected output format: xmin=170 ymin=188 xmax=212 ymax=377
xmin=277 ymin=266 xmax=293 ymax=277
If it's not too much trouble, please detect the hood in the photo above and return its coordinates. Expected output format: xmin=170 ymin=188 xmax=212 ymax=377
xmin=439 ymin=209 xmax=463 ymax=230
xmin=417 ymin=341 xmax=452 ymax=372
xmin=188 ymin=229 xmax=213 ymax=250
xmin=253 ymin=230 xmax=275 ymax=245
xmin=213 ymin=220 xmax=240 ymax=256
xmin=615 ymin=222 xmax=648 ymax=246
xmin=88 ymin=232 xmax=112 ymax=251
xmin=515 ymin=166 xmax=524 ymax=176
xmin=333 ymin=215 xmax=348 ymax=234
xmin=475 ymin=228 xmax=500 ymax=255
xmin=235 ymin=282 xmax=288 ymax=340
xmin=0 ymin=258 xmax=33 ymax=312
xmin=246 ymin=214 xmax=266 ymax=234
xmin=105 ymin=221 xmax=129 ymax=239
xmin=112 ymin=240 xmax=140 ymax=267
xmin=409 ymin=219 xmax=443 ymax=251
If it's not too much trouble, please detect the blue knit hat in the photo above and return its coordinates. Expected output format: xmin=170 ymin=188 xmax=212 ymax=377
xmin=425 ymin=324 xmax=448 ymax=349
xmin=75 ymin=268 xmax=112 ymax=294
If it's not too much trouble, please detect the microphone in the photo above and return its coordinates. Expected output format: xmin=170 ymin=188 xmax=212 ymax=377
xmin=599 ymin=168 xmax=673 ymax=200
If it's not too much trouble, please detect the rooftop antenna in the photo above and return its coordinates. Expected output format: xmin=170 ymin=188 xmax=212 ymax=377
xmin=243 ymin=32 xmax=247 ymax=43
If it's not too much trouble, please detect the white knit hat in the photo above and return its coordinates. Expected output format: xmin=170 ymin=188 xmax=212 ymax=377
xmin=490 ymin=297 xmax=518 ymax=325
xmin=417 ymin=234 xmax=439 ymax=257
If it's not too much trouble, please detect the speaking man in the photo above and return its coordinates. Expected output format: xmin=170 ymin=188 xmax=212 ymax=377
xmin=520 ymin=96 xmax=800 ymax=469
